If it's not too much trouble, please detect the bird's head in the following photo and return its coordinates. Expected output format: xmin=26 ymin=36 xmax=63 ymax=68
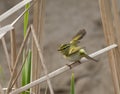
xmin=58 ymin=44 xmax=70 ymax=54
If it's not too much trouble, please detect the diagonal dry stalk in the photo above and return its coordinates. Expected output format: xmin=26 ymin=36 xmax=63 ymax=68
xmin=7 ymin=26 xmax=31 ymax=94
xmin=10 ymin=44 xmax=117 ymax=94
xmin=11 ymin=0 xmax=38 ymax=26
xmin=1 ymin=37 xmax=12 ymax=73
xmin=0 ymin=24 xmax=12 ymax=74
xmin=99 ymin=0 xmax=120 ymax=94
xmin=31 ymin=25 xmax=54 ymax=94
xmin=0 ymin=0 xmax=32 ymax=22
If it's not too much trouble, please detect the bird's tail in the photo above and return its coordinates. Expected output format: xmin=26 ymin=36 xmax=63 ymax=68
xmin=84 ymin=54 xmax=98 ymax=62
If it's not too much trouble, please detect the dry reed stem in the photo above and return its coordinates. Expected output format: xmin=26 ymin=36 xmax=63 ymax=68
xmin=32 ymin=1 xmax=41 ymax=93
xmin=1 ymin=37 xmax=12 ymax=73
xmin=99 ymin=0 xmax=120 ymax=94
xmin=10 ymin=44 xmax=117 ymax=94
xmin=31 ymin=25 xmax=54 ymax=94
xmin=10 ymin=29 xmax=17 ymax=87
xmin=0 ymin=25 xmax=14 ymax=76
xmin=0 ymin=24 xmax=13 ymax=75
xmin=32 ymin=0 xmax=45 ymax=93
xmin=7 ymin=26 xmax=31 ymax=94
xmin=111 ymin=0 xmax=120 ymax=87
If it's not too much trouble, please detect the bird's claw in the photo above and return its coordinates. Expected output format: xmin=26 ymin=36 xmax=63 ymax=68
xmin=66 ymin=64 xmax=72 ymax=69
xmin=66 ymin=61 xmax=82 ymax=69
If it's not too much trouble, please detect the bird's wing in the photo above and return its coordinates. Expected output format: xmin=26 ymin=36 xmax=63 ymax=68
xmin=68 ymin=47 xmax=80 ymax=55
xmin=70 ymin=29 xmax=86 ymax=44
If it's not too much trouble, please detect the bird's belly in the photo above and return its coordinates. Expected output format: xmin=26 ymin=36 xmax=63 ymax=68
xmin=64 ymin=53 xmax=82 ymax=62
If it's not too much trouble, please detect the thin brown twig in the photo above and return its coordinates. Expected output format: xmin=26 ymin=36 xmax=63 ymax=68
xmin=7 ymin=26 xmax=31 ymax=94
xmin=1 ymin=37 xmax=12 ymax=73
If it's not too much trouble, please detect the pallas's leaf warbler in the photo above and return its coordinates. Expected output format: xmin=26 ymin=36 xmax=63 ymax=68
xmin=58 ymin=29 xmax=97 ymax=63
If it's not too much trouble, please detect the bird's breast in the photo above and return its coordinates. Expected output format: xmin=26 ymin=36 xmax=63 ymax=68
xmin=63 ymin=52 xmax=82 ymax=62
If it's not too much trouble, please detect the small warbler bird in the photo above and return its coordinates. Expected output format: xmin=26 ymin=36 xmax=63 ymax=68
xmin=58 ymin=29 xmax=97 ymax=63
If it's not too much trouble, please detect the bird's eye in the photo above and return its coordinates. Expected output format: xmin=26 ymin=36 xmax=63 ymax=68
xmin=58 ymin=44 xmax=70 ymax=51
xmin=62 ymin=44 xmax=70 ymax=50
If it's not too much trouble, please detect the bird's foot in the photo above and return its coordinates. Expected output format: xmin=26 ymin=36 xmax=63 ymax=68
xmin=66 ymin=61 xmax=81 ymax=69
xmin=75 ymin=60 xmax=81 ymax=64
xmin=66 ymin=64 xmax=72 ymax=69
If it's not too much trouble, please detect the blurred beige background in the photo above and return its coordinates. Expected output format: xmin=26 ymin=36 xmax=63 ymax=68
xmin=0 ymin=0 xmax=115 ymax=94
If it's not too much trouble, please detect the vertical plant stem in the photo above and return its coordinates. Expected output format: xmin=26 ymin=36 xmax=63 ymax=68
xmin=111 ymin=0 xmax=120 ymax=93
xmin=22 ymin=2 xmax=31 ymax=94
xmin=32 ymin=0 xmax=45 ymax=93
xmin=31 ymin=25 xmax=54 ymax=94
xmin=70 ymin=73 xmax=75 ymax=94
xmin=99 ymin=0 xmax=120 ymax=94
xmin=10 ymin=29 xmax=17 ymax=87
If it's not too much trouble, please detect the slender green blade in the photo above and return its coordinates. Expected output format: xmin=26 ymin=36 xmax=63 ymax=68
xmin=26 ymin=51 xmax=31 ymax=85
xmin=70 ymin=73 xmax=75 ymax=94
xmin=22 ymin=3 xmax=31 ymax=94
xmin=22 ymin=50 xmax=31 ymax=94
xmin=22 ymin=63 xmax=26 ymax=94
xmin=24 ymin=3 xmax=30 ymax=36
